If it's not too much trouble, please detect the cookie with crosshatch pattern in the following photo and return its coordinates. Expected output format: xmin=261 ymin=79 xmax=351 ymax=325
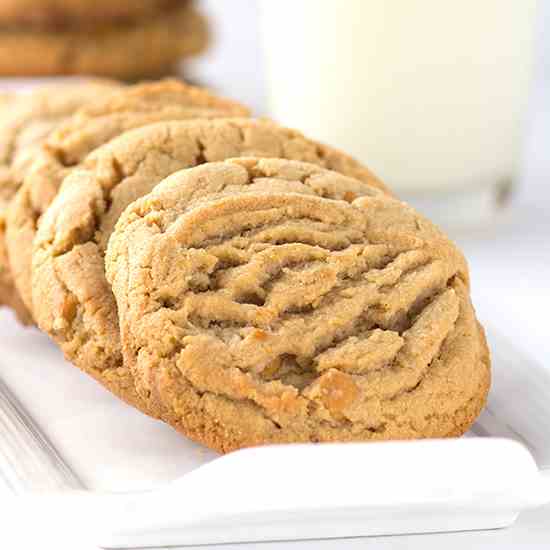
xmin=7 ymin=79 xmax=250 ymax=317
xmin=105 ymin=157 xmax=490 ymax=453
xmin=32 ymin=119 xmax=388 ymax=417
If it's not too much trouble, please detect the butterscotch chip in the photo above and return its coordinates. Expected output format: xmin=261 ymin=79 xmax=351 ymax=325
xmin=7 ymin=79 xmax=250 ymax=315
xmin=0 ymin=3 xmax=207 ymax=78
xmin=105 ymin=158 xmax=490 ymax=453
xmin=32 ymin=121 xmax=387 ymax=415
xmin=0 ymin=80 xmax=121 ymax=323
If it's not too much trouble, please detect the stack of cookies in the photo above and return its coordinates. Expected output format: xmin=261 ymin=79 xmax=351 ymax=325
xmin=0 ymin=0 xmax=208 ymax=78
xmin=0 ymin=78 xmax=491 ymax=454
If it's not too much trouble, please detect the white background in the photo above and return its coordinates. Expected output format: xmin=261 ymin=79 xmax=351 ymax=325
xmin=2 ymin=1 xmax=550 ymax=548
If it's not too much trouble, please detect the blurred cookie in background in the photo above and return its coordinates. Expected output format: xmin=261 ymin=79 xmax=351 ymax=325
xmin=0 ymin=1 xmax=208 ymax=79
xmin=0 ymin=0 xmax=185 ymax=27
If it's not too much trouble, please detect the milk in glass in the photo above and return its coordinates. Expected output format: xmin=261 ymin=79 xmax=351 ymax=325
xmin=261 ymin=0 xmax=537 ymax=225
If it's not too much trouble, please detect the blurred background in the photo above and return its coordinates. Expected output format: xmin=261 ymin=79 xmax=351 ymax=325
xmin=1 ymin=0 xmax=548 ymax=362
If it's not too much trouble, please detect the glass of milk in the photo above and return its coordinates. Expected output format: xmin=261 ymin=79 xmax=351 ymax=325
xmin=260 ymin=0 xmax=538 ymax=229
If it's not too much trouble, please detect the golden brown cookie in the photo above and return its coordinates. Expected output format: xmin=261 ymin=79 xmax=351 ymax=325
xmin=0 ymin=80 xmax=121 ymax=323
xmin=7 ymin=79 xmax=250 ymax=315
xmin=32 ymin=119 xmax=387 ymax=414
xmin=106 ymin=158 xmax=490 ymax=453
xmin=0 ymin=172 xmax=32 ymax=323
xmin=0 ymin=3 xmax=207 ymax=78
xmin=0 ymin=0 xmax=184 ymax=28
xmin=0 ymin=90 xmax=25 ymax=321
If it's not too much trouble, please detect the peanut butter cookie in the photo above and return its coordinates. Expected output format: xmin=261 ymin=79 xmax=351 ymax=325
xmin=32 ymin=119 xmax=387 ymax=413
xmin=106 ymin=158 xmax=490 ymax=453
xmin=0 ymin=80 xmax=120 ymax=323
xmin=0 ymin=90 xmax=23 ymax=321
xmin=0 ymin=0 xmax=183 ymax=28
xmin=0 ymin=3 xmax=207 ymax=78
xmin=7 ymin=80 xmax=250 ymax=315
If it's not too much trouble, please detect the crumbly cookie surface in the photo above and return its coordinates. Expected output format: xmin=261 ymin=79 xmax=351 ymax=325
xmin=105 ymin=158 xmax=490 ymax=453
xmin=0 ymin=80 xmax=120 ymax=323
xmin=0 ymin=80 xmax=121 ymax=184
xmin=32 ymin=119 xmax=386 ymax=414
xmin=0 ymin=3 xmax=207 ymax=78
xmin=7 ymin=80 xmax=250 ymax=314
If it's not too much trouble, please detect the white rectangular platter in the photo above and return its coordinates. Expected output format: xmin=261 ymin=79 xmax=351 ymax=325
xmin=1 ymin=309 xmax=549 ymax=548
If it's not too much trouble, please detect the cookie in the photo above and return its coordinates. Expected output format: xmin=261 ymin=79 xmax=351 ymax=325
xmin=0 ymin=3 xmax=207 ymax=78
xmin=106 ymin=158 xmax=490 ymax=453
xmin=0 ymin=81 xmax=121 ymax=182
xmin=0 ymin=91 xmax=26 ymax=321
xmin=0 ymin=184 xmax=32 ymax=324
xmin=0 ymin=172 xmax=33 ymax=324
xmin=0 ymin=80 xmax=121 ymax=323
xmin=7 ymin=79 xmax=250 ymax=316
xmin=32 ymin=119 xmax=387 ymax=414
xmin=0 ymin=0 xmax=184 ymax=28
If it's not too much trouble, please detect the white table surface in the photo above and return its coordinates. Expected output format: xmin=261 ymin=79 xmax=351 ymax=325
xmin=3 ymin=1 xmax=550 ymax=548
